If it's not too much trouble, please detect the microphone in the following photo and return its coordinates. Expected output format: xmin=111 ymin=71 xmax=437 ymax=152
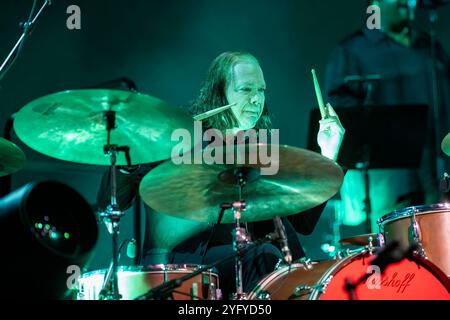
xmin=273 ymin=216 xmax=292 ymax=265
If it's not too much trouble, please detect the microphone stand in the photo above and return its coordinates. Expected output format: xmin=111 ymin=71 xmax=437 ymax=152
xmin=427 ymin=4 xmax=445 ymax=182
xmin=0 ymin=0 xmax=51 ymax=194
xmin=0 ymin=0 xmax=52 ymax=81
xmin=344 ymin=75 xmax=381 ymax=233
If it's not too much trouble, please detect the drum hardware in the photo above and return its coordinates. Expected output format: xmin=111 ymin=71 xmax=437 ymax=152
xmin=291 ymin=284 xmax=323 ymax=300
xmin=297 ymin=257 xmax=313 ymax=270
xmin=97 ymin=238 xmax=136 ymax=300
xmin=290 ymin=276 xmax=332 ymax=300
xmin=378 ymin=232 xmax=385 ymax=247
xmin=256 ymin=291 xmax=272 ymax=300
xmin=439 ymin=172 xmax=450 ymax=202
xmin=366 ymin=235 xmax=375 ymax=255
xmin=97 ymin=110 xmax=134 ymax=300
xmin=408 ymin=207 xmax=427 ymax=259
xmin=223 ymin=168 xmax=252 ymax=300
xmin=273 ymin=215 xmax=292 ymax=265
xmin=336 ymin=246 xmax=367 ymax=260
xmin=207 ymin=280 xmax=219 ymax=300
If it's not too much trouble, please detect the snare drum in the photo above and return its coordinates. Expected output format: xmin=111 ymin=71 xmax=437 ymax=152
xmin=248 ymin=250 xmax=450 ymax=300
xmin=77 ymin=264 xmax=219 ymax=300
xmin=378 ymin=204 xmax=450 ymax=276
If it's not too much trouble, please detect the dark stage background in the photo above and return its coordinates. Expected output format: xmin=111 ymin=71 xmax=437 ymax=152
xmin=1 ymin=0 xmax=450 ymax=270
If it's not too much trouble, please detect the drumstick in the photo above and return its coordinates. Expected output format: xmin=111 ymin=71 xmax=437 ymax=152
xmin=193 ymin=103 xmax=236 ymax=121
xmin=311 ymin=69 xmax=328 ymax=119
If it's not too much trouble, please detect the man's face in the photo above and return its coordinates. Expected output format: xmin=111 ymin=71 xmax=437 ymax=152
xmin=225 ymin=60 xmax=266 ymax=130
xmin=379 ymin=0 xmax=414 ymax=31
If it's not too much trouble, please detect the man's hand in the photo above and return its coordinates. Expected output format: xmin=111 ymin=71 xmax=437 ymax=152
xmin=317 ymin=103 xmax=345 ymax=161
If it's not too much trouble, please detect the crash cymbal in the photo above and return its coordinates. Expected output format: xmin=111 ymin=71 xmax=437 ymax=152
xmin=0 ymin=138 xmax=26 ymax=177
xmin=339 ymin=233 xmax=379 ymax=246
xmin=13 ymin=89 xmax=194 ymax=166
xmin=139 ymin=143 xmax=344 ymax=223
xmin=442 ymin=132 xmax=450 ymax=156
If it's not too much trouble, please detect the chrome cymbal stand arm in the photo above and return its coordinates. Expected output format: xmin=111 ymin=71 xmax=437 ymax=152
xmin=232 ymin=172 xmax=250 ymax=300
xmin=98 ymin=111 xmax=132 ymax=300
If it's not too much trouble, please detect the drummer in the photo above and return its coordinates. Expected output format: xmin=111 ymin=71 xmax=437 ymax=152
xmin=97 ymin=51 xmax=345 ymax=299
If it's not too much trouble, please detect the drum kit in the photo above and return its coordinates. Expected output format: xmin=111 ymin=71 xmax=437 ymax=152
xmin=1 ymin=88 xmax=449 ymax=300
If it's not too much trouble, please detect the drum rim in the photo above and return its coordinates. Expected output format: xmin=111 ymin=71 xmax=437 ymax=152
xmin=80 ymin=265 xmax=144 ymax=277
xmin=80 ymin=264 xmax=219 ymax=278
xmin=144 ymin=264 xmax=207 ymax=271
xmin=377 ymin=203 xmax=450 ymax=226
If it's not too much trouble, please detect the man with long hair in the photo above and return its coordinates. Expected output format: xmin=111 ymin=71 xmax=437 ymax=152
xmin=97 ymin=51 xmax=345 ymax=299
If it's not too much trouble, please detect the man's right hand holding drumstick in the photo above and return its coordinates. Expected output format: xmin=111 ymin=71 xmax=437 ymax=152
xmin=312 ymin=69 xmax=346 ymax=162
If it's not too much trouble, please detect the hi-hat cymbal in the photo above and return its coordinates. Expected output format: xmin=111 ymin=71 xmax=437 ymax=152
xmin=442 ymin=132 xmax=450 ymax=156
xmin=13 ymin=89 xmax=194 ymax=166
xmin=339 ymin=233 xmax=379 ymax=246
xmin=139 ymin=144 xmax=344 ymax=223
xmin=0 ymin=138 xmax=26 ymax=177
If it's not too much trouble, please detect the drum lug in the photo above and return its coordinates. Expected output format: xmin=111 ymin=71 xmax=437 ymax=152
xmin=365 ymin=235 xmax=375 ymax=255
xmin=208 ymin=282 xmax=221 ymax=300
xmin=377 ymin=233 xmax=385 ymax=247
xmin=293 ymin=279 xmax=329 ymax=299
xmin=293 ymin=285 xmax=313 ymax=296
xmin=409 ymin=209 xmax=428 ymax=260
xmin=256 ymin=291 xmax=272 ymax=300
xmin=298 ymin=257 xmax=314 ymax=270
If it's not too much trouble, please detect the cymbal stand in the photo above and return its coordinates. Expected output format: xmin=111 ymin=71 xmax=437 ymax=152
xmin=98 ymin=110 xmax=132 ymax=300
xmin=231 ymin=170 xmax=251 ymax=300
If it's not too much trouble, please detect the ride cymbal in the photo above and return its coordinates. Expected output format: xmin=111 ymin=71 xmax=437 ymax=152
xmin=14 ymin=89 xmax=194 ymax=166
xmin=139 ymin=143 xmax=344 ymax=223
